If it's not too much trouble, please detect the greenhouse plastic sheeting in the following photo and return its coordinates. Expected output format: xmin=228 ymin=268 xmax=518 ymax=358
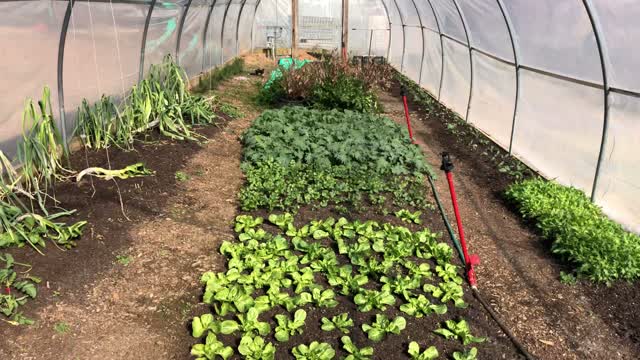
xmin=0 ymin=0 xmax=638 ymax=233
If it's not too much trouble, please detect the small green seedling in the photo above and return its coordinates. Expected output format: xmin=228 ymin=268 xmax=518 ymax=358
xmin=54 ymin=321 xmax=70 ymax=334
xmin=175 ymin=171 xmax=190 ymax=182
xmin=361 ymin=314 xmax=406 ymax=342
xmin=341 ymin=336 xmax=373 ymax=360
xmin=115 ymin=255 xmax=132 ymax=266
xmin=320 ymin=313 xmax=353 ymax=334
xmin=453 ymin=347 xmax=478 ymax=360
xmin=433 ymin=319 xmax=485 ymax=345
xmin=292 ymin=341 xmax=335 ymax=360
xmin=408 ymin=342 xmax=438 ymax=360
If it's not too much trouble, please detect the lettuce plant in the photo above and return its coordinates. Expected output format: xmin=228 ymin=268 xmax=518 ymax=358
xmin=274 ymin=309 xmax=307 ymax=342
xmin=435 ymin=263 xmax=463 ymax=284
xmin=434 ymin=319 xmax=486 ymax=345
xmin=453 ymin=347 xmax=478 ymax=360
xmin=407 ymin=342 xmax=438 ymax=360
xmin=424 ymin=281 xmax=466 ymax=308
xmin=234 ymin=215 xmax=263 ymax=233
xmin=354 ymin=288 xmax=396 ymax=312
xmin=320 ymin=313 xmax=353 ymax=334
xmin=362 ymin=314 xmax=406 ymax=342
xmin=292 ymin=341 xmax=335 ymax=360
xmin=310 ymin=287 xmax=338 ymax=308
xmin=395 ymin=209 xmax=422 ymax=224
xmin=190 ymin=332 xmax=234 ymax=360
xmin=327 ymin=265 xmax=368 ymax=296
xmin=238 ymin=334 xmax=276 ymax=360
xmin=341 ymin=336 xmax=373 ymax=360
xmin=381 ymin=275 xmax=421 ymax=300
xmin=400 ymin=295 xmax=447 ymax=317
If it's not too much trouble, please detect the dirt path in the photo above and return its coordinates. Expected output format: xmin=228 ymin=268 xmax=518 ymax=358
xmin=0 ymin=76 xmax=261 ymax=360
xmin=378 ymin=90 xmax=639 ymax=360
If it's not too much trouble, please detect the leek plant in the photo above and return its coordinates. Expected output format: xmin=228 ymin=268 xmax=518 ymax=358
xmin=76 ymin=162 xmax=153 ymax=182
xmin=16 ymin=86 xmax=69 ymax=196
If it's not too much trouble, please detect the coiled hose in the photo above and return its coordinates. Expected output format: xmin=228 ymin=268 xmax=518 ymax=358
xmin=427 ymin=175 xmax=536 ymax=360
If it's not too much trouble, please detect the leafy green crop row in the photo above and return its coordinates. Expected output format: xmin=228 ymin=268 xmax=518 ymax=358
xmin=239 ymin=107 xmax=433 ymax=212
xmin=505 ymin=178 xmax=640 ymax=283
xmin=191 ymin=213 xmax=484 ymax=359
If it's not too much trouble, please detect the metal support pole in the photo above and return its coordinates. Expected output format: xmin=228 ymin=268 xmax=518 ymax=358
xmin=291 ymin=0 xmax=298 ymax=57
xmin=368 ymin=29 xmax=373 ymax=57
xmin=236 ymin=0 xmax=248 ymax=57
xmin=202 ymin=0 xmax=217 ymax=72
xmin=139 ymin=0 xmax=157 ymax=83
xmin=250 ymin=0 xmax=263 ymax=53
xmin=219 ymin=0 xmax=233 ymax=64
xmin=495 ymin=0 xmax=521 ymax=155
xmin=451 ymin=0 xmax=473 ymax=121
xmin=583 ymin=0 xmax=610 ymax=201
xmin=341 ymin=0 xmax=349 ymax=60
xmin=57 ymin=0 xmax=75 ymax=150
xmin=424 ymin=0 xmax=444 ymax=100
xmin=408 ymin=0 xmax=426 ymax=84
xmin=176 ymin=0 xmax=193 ymax=66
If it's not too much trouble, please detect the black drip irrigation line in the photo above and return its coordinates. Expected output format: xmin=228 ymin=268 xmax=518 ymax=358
xmin=427 ymin=174 xmax=536 ymax=360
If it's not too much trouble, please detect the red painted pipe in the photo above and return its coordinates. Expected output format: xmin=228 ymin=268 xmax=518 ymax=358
xmin=441 ymin=153 xmax=478 ymax=288
xmin=445 ymin=172 xmax=477 ymax=287
xmin=400 ymin=86 xmax=415 ymax=142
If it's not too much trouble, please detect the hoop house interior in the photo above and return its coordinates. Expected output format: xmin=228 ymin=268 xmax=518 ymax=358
xmin=0 ymin=0 xmax=638 ymax=233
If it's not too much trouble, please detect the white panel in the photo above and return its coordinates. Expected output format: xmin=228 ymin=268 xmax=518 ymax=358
xmin=420 ymin=29 xmax=441 ymax=96
xmin=223 ymin=1 xmax=242 ymax=62
xmin=205 ymin=1 xmax=227 ymax=68
xmin=457 ymin=0 xmax=513 ymax=61
xmin=238 ymin=1 xmax=257 ymax=54
xmin=0 ymin=1 xmax=67 ymax=157
xmin=395 ymin=0 xmax=420 ymax=26
xmin=348 ymin=30 xmax=369 ymax=56
xmin=253 ymin=0 xmax=292 ymax=50
xmin=429 ymin=0 xmax=466 ymax=43
xmin=145 ymin=1 xmax=181 ymax=73
xmin=439 ymin=37 xmax=470 ymax=117
xmin=512 ymin=70 xmax=603 ymax=192
xmin=349 ymin=0 xmax=388 ymax=31
xmin=299 ymin=0 xmax=341 ymax=50
xmin=402 ymin=27 xmax=422 ymax=82
xmin=594 ymin=93 xmax=640 ymax=233
xmin=413 ymin=0 xmax=438 ymax=32
xmin=502 ymin=0 xmax=601 ymax=84
xmin=590 ymin=0 xmax=640 ymax=93
xmin=370 ymin=30 xmax=390 ymax=57
xmin=389 ymin=25 xmax=404 ymax=67
xmin=467 ymin=53 xmax=516 ymax=149
xmin=180 ymin=0 xmax=210 ymax=77
xmin=381 ymin=0 xmax=402 ymax=25
xmin=65 ymin=1 xmax=143 ymax=139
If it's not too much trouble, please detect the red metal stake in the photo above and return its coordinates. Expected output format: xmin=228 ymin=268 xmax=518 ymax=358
xmin=442 ymin=153 xmax=478 ymax=288
xmin=400 ymin=86 xmax=415 ymax=142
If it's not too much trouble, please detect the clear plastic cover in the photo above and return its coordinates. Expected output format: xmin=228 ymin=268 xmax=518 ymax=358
xmin=590 ymin=0 xmax=640 ymax=93
xmin=467 ymin=53 xmax=516 ymax=149
xmin=512 ymin=70 xmax=603 ymax=192
xmin=429 ymin=0 xmax=467 ymax=44
xmin=439 ymin=37 xmax=470 ymax=118
xmin=419 ymin=29 xmax=442 ymax=97
xmin=145 ymin=1 xmax=180 ymax=74
xmin=401 ymin=27 xmax=423 ymax=82
xmin=180 ymin=0 xmax=211 ymax=77
xmin=593 ymin=92 xmax=640 ymax=233
xmin=205 ymin=1 xmax=228 ymax=68
xmin=0 ymin=1 xmax=67 ymax=158
xmin=502 ymin=0 xmax=602 ymax=84
xmin=238 ymin=1 xmax=258 ymax=54
xmin=457 ymin=0 xmax=513 ymax=62
xmin=223 ymin=1 xmax=243 ymax=63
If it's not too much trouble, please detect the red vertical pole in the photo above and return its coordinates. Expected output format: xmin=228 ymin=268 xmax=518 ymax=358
xmin=442 ymin=153 xmax=478 ymax=287
xmin=400 ymin=85 xmax=415 ymax=142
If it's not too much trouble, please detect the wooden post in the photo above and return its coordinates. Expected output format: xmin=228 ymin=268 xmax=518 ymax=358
xmin=291 ymin=0 xmax=298 ymax=58
xmin=342 ymin=0 xmax=349 ymax=61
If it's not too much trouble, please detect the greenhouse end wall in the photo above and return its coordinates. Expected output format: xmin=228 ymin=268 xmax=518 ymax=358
xmin=0 ymin=0 xmax=638 ymax=233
